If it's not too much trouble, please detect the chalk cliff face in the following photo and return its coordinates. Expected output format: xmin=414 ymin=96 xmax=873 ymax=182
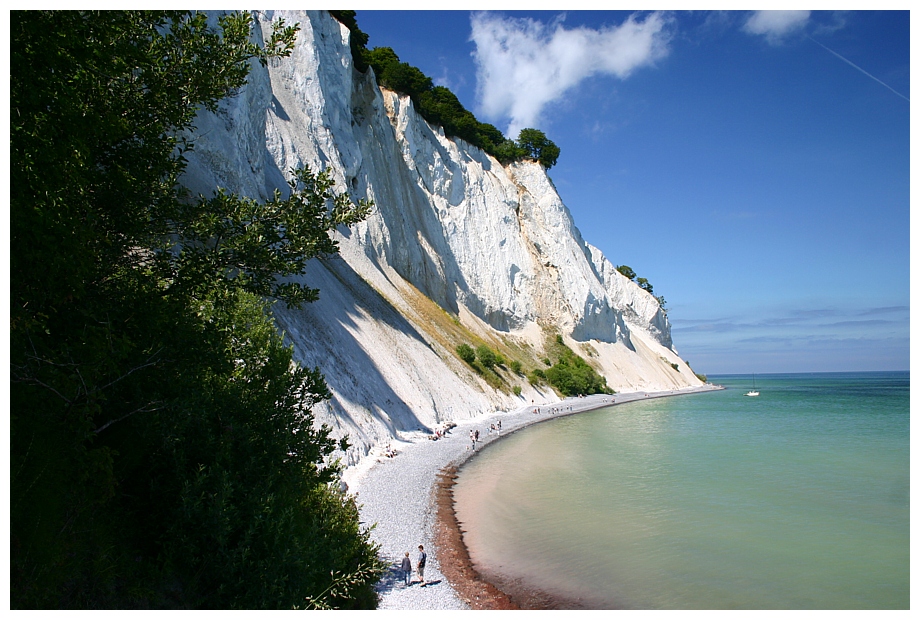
xmin=181 ymin=11 xmax=702 ymax=464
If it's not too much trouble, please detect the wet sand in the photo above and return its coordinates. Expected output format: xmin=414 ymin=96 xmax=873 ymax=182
xmin=433 ymin=464 xmax=594 ymax=610
xmin=351 ymin=385 xmax=723 ymax=610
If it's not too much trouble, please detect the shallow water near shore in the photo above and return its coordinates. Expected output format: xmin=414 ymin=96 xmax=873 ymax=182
xmin=453 ymin=372 xmax=909 ymax=609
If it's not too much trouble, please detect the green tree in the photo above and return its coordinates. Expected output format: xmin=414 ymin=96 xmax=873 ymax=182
xmin=637 ymin=277 xmax=654 ymax=294
xmin=476 ymin=122 xmax=507 ymax=151
xmin=380 ymin=61 xmax=433 ymax=100
xmin=351 ymin=32 xmax=562 ymax=169
xmin=476 ymin=345 xmax=498 ymax=369
xmin=543 ymin=345 xmax=612 ymax=397
xmin=516 ymin=128 xmax=561 ymax=169
xmin=12 ymin=10 xmax=381 ymax=608
xmin=616 ymin=265 xmax=637 ymax=280
xmin=456 ymin=343 xmax=476 ymax=364
xmin=419 ymin=86 xmax=481 ymax=144
xmin=362 ymin=45 xmax=400 ymax=74
xmin=492 ymin=138 xmax=527 ymax=163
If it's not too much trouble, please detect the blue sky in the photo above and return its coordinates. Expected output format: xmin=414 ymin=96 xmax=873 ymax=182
xmin=349 ymin=9 xmax=910 ymax=374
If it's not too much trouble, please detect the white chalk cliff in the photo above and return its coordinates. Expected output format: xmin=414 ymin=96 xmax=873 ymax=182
xmin=181 ymin=10 xmax=703 ymax=465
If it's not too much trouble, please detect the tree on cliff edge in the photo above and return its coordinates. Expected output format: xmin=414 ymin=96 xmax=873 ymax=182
xmin=11 ymin=11 xmax=380 ymax=608
xmin=516 ymin=128 xmax=561 ymax=169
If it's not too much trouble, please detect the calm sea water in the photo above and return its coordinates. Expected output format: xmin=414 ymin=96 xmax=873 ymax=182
xmin=453 ymin=372 xmax=909 ymax=609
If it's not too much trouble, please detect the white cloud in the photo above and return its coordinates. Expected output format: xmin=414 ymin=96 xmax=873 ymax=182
xmin=742 ymin=10 xmax=810 ymax=44
xmin=470 ymin=11 xmax=672 ymax=137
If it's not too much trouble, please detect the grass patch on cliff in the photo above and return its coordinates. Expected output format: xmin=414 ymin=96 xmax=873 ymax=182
xmin=389 ymin=280 xmax=526 ymax=393
xmin=366 ymin=278 xmax=613 ymax=399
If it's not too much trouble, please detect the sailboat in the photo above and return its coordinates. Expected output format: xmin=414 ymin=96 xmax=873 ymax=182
xmin=745 ymin=374 xmax=759 ymax=397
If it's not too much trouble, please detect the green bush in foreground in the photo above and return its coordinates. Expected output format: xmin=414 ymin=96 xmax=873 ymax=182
xmin=11 ymin=11 xmax=382 ymax=608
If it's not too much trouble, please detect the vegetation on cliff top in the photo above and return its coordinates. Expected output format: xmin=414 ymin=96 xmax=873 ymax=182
xmin=616 ymin=264 xmax=668 ymax=313
xmin=331 ymin=10 xmax=561 ymax=169
xmin=12 ymin=10 xmax=381 ymax=608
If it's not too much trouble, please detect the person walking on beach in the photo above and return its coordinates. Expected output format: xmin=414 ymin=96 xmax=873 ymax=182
xmin=417 ymin=545 xmax=427 ymax=586
xmin=401 ymin=551 xmax=412 ymax=586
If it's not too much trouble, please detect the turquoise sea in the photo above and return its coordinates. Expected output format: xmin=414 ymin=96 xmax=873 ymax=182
xmin=453 ymin=372 xmax=909 ymax=609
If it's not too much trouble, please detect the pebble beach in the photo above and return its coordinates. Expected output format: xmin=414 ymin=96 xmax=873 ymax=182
xmin=345 ymin=385 xmax=722 ymax=610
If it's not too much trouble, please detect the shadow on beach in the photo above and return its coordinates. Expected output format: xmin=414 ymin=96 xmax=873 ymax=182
xmin=374 ymin=560 xmax=408 ymax=596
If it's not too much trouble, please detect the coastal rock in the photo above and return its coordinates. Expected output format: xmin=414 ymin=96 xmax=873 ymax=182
xmin=180 ymin=10 xmax=702 ymax=465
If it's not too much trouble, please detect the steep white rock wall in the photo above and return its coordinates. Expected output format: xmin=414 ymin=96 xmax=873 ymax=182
xmin=180 ymin=10 xmax=701 ymax=464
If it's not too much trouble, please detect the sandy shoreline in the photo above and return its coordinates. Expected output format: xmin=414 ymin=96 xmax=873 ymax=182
xmin=347 ymin=384 xmax=723 ymax=610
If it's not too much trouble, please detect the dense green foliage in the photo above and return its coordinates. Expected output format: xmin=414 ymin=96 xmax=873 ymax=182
xmin=516 ymin=128 xmax=561 ymax=169
xmin=475 ymin=345 xmax=498 ymax=369
xmin=456 ymin=343 xmax=476 ymax=364
xmin=365 ymin=46 xmax=561 ymax=168
xmin=11 ymin=10 xmax=382 ymax=608
xmin=330 ymin=13 xmax=561 ymax=169
xmin=544 ymin=345 xmax=613 ymax=397
xmin=529 ymin=368 xmax=547 ymax=385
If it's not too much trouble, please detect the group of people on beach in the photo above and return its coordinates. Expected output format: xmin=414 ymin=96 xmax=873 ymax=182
xmin=465 ymin=418 xmax=504 ymax=451
xmin=428 ymin=422 xmax=457 ymax=441
xmin=400 ymin=545 xmax=428 ymax=587
xmin=532 ymin=405 xmax=572 ymax=415
xmin=528 ymin=396 xmax=617 ymax=416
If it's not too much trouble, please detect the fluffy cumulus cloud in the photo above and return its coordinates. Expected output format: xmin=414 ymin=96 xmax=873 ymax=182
xmin=742 ymin=10 xmax=810 ymax=44
xmin=470 ymin=11 xmax=672 ymax=137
